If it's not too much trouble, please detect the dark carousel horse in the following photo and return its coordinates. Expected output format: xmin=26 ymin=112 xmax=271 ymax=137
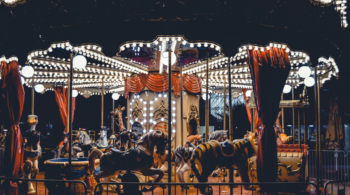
xmin=88 ymin=130 xmax=168 ymax=193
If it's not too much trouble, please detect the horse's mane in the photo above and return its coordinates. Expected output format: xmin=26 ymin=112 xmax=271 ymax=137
xmin=186 ymin=135 xmax=201 ymax=143
xmin=209 ymin=130 xmax=227 ymax=141
xmin=137 ymin=131 xmax=154 ymax=149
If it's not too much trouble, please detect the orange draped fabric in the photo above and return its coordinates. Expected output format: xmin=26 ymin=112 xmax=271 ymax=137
xmin=1 ymin=60 xmax=25 ymax=195
xmin=124 ymin=73 xmax=201 ymax=98
xmin=242 ymin=89 xmax=261 ymax=135
xmin=54 ymin=87 xmax=76 ymax=132
xmin=247 ymin=47 xmax=290 ymax=186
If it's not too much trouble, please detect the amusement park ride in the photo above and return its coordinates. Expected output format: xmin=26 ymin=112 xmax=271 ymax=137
xmin=0 ymin=34 xmax=340 ymax=195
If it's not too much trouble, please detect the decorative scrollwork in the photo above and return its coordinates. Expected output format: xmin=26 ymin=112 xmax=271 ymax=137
xmin=131 ymin=100 xmax=143 ymax=120
xmin=154 ymin=100 xmax=168 ymax=119
xmin=277 ymin=159 xmax=302 ymax=176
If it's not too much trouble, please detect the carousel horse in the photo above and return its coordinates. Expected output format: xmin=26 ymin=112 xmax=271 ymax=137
xmin=174 ymin=141 xmax=196 ymax=190
xmin=88 ymin=130 xmax=168 ymax=193
xmin=184 ymin=135 xmax=202 ymax=147
xmin=208 ymin=130 xmax=228 ymax=177
xmin=116 ymin=130 xmax=138 ymax=151
xmin=95 ymin=126 xmax=111 ymax=151
xmin=24 ymin=115 xmax=42 ymax=194
xmin=54 ymin=133 xmax=82 ymax=158
xmin=190 ymin=132 xmax=257 ymax=194
xmin=78 ymin=130 xmax=93 ymax=157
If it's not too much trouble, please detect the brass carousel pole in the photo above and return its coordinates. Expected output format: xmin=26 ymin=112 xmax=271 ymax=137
xmin=67 ymin=76 xmax=71 ymax=132
xmin=180 ymin=66 xmax=184 ymax=145
xmin=251 ymin=108 xmax=254 ymax=133
xmin=314 ymin=66 xmax=320 ymax=188
xmin=101 ymin=80 xmax=104 ymax=127
xmin=223 ymin=79 xmax=226 ymax=131
xmin=304 ymin=108 xmax=306 ymax=144
xmin=205 ymin=58 xmax=209 ymax=142
xmin=228 ymin=57 xmax=234 ymax=191
xmin=317 ymin=70 xmax=322 ymax=184
xmin=298 ymin=108 xmax=301 ymax=148
xmin=31 ymin=75 xmax=35 ymax=115
xmin=292 ymin=88 xmax=295 ymax=144
xmin=167 ymin=47 xmax=172 ymax=191
xmin=112 ymin=99 xmax=115 ymax=134
xmin=281 ymin=93 xmax=285 ymax=133
xmin=68 ymin=53 xmax=73 ymax=179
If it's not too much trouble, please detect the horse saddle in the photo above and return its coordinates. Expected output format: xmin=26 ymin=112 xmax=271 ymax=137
xmin=106 ymin=148 xmax=140 ymax=166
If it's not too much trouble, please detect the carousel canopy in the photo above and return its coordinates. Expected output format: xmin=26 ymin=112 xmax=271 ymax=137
xmin=21 ymin=36 xmax=339 ymax=97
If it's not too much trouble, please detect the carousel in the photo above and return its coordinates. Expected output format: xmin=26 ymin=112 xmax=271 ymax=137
xmin=0 ymin=33 xmax=340 ymax=195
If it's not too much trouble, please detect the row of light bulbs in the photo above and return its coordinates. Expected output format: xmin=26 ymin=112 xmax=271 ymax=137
xmin=27 ymin=41 xmax=147 ymax=74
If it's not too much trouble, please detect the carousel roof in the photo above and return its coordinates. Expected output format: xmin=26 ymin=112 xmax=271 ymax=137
xmin=21 ymin=36 xmax=339 ymax=97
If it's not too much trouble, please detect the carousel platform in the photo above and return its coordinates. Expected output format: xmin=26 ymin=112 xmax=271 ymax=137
xmin=19 ymin=172 xmax=321 ymax=195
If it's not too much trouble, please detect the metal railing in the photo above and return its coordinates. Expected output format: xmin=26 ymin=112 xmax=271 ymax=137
xmin=324 ymin=180 xmax=350 ymax=195
xmin=0 ymin=177 xmax=91 ymax=195
xmin=309 ymin=150 xmax=349 ymax=181
xmin=94 ymin=182 xmax=318 ymax=195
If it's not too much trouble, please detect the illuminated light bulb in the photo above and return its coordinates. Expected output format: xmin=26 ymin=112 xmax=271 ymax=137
xmin=21 ymin=77 xmax=25 ymax=85
xmin=73 ymin=55 xmax=87 ymax=69
xmin=112 ymin=93 xmax=120 ymax=100
xmin=172 ymin=129 xmax=176 ymax=134
xmin=72 ymin=89 xmax=78 ymax=97
xmin=162 ymin=52 xmax=177 ymax=66
xmin=22 ymin=66 xmax=34 ymax=78
xmin=283 ymin=85 xmax=292 ymax=94
xmin=304 ymin=77 xmax=315 ymax=87
xmin=298 ymin=66 xmax=312 ymax=78
xmin=143 ymin=130 xmax=147 ymax=133
xmin=34 ymin=84 xmax=45 ymax=93
xmin=245 ymin=90 xmax=252 ymax=97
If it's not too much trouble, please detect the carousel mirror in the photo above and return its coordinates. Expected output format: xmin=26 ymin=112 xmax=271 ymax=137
xmin=186 ymin=104 xmax=200 ymax=135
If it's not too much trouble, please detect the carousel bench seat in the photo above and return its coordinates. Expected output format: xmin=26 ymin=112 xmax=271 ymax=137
xmin=248 ymin=144 xmax=308 ymax=184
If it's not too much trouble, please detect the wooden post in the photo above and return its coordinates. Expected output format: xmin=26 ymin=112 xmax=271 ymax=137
xmin=205 ymin=58 xmax=209 ymax=142
xmin=251 ymin=108 xmax=254 ymax=132
xmin=167 ymin=47 xmax=172 ymax=190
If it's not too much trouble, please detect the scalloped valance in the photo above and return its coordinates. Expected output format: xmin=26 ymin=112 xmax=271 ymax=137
xmin=124 ymin=73 xmax=202 ymax=99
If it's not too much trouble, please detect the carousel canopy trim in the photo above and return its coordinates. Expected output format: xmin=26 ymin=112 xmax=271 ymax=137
xmin=116 ymin=35 xmax=223 ymax=70
xmin=124 ymin=73 xmax=202 ymax=99
xmin=311 ymin=0 xmax=348 ymax=28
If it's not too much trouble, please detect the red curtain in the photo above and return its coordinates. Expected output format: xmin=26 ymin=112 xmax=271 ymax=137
xmin=247 ymin=47 xmax=291 ymax=185
xmin=124 ymin=73 xmax=201 ymax=98
xmin=0 ymin=60 xmax=25 ymax=195
xmin=242 ymin=89 xmax=261 ymax=135
xmin=54 ymin=87 xmax=76 ymax=132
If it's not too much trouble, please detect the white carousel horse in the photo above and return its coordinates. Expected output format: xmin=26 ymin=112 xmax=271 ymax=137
xmin=77 ymin=131 xmax=92 ymax=157
xmin=174 ymin=142 xmax=196 ymax=190
xmin=96 ymin=126 xmax=110 ymax=150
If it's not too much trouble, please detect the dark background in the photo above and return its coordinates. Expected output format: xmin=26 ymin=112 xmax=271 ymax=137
xmin=0 ymin=0 xmax=349 ymax=148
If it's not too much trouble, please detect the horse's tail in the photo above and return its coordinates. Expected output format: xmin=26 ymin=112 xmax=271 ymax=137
xmin=190 ymin=146 xmax=204 ymax=181
xmin=88 ymin=149 xmax=103 ymax=175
